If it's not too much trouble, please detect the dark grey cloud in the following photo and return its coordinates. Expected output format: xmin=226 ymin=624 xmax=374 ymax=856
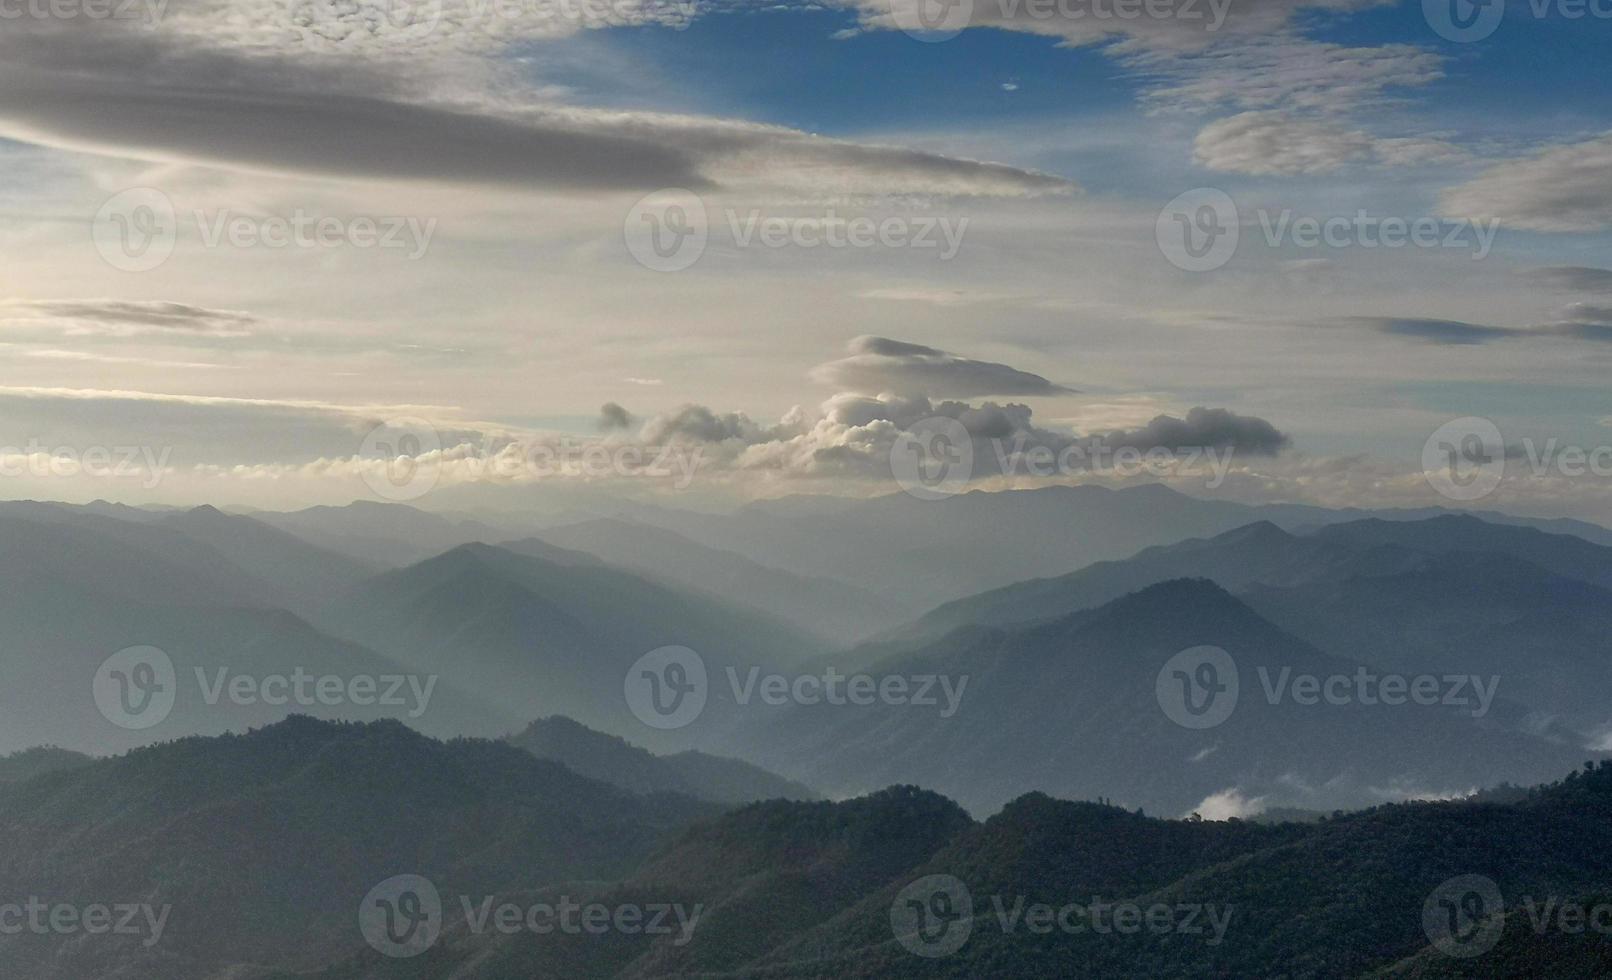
xmin=1104 ymin=407 xmax=1291 ymax=456
xmin=639 ymin=405 xmax=764 ymax=444
xmin=1 ymin=72 xmax=711 ymax=191
xmin=1538 ymin=321 xmax=1612 ymax=342
xmin=1341 ymin=317 xmax=1522 ymax=345
xmin=1562 ymin=303 xmax=1612 ymax=323
xmin=1524 ymin=267 xmax=1612 ymax=293
xmin=598 ymin=402 xmax=633 ymax=431
xmin=1329 ymin=312 xmax=1612 ymax=346
xmin=10 ymin=300 xmax=255 ymax=335
xmin=810 ymin=335 xmax=1078 ymax=397
xmin=0 ymin=17 xmax=1071 ymax=196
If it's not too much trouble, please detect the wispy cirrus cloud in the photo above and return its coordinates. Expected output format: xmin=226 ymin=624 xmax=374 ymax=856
xmin=0 ymin=300 xmax=256 ymax=338
xmin=1523 ymin=266 xmax=1612 ymax=293
xmin=1193 ymin=111 xmax=1461 ymax=176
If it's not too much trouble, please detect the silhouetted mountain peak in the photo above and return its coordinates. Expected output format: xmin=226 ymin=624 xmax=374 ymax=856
xmin=1208 ymin=519 xmax=1294 ymax=546
xmin=1086 ymin=577 xmax=1245 ymax=621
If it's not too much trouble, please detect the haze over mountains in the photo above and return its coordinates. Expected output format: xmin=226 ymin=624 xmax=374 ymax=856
xmin=3 ymin=484 xmax=1610 ymax=976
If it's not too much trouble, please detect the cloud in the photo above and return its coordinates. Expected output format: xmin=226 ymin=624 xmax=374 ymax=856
xmin=635 ymin=391 xmax=1289 ymax=489
xmin=0 ymin=300 xmax=256 ymax=338
xmin=0 ymin=10 xmax=1070 ymax=198
xmin=1104 ymin=406 xmax=1290 ymax=455
xmin=639 ymin=404 xmax=770 ymax=444
xmin=845 ymin=0 xmax=1389 ymax=53
xmin=1334 ymin=316 xmax=1522 ymax=345
xmin=1134 ymin=37 xmax=1443 ymax=115
xmin=1328 ymin=313 xmax=1612 ymax=345
xmin=598 ymin=402 xmax=634 ymax=431
xmin=1193 ymin=111 xmax=1459 ymax=176
xmin=1440 ymin=133 xmax=1612 ymax=232
xmin=810 ymin=336 xmax=1077 ymax=397
xmin=1539 ymin=320 xmax=1612 ymax=343
xmin=1189 ymin=787 xmax=1266 ymax=820
xmin=1524 ymin=267 xmax=1612 ymax=293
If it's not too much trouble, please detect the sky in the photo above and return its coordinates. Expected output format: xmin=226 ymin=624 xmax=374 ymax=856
xmin=1 ymin=0 xmax=1611 ymax=520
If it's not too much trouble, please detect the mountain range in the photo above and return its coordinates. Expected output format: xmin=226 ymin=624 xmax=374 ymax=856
xmin=1 ymin=716 xmax=1607 ymax=978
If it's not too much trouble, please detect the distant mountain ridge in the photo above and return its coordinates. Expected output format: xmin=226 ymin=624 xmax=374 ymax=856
xmin=898 ymin=514 xmax=1612 ymax=739
xmin=527 ymin=517 xmax=891 ymax=644
xmin=315 ymin=541 xmax=822 ymax=751
xmin=507 ymin=716 xmax=818 ymax=804
xmin=720 ymin=578 xmax=1595 ymax=815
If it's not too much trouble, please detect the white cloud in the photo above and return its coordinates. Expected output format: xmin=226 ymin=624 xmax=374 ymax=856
xmin=1441 ymin=133 xmax=1612 ymax=232
xmin=1193 ymin=111 xmax=1460 ymax=176
xmin=1189 ymin=787 xmax=1266 ymax=820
